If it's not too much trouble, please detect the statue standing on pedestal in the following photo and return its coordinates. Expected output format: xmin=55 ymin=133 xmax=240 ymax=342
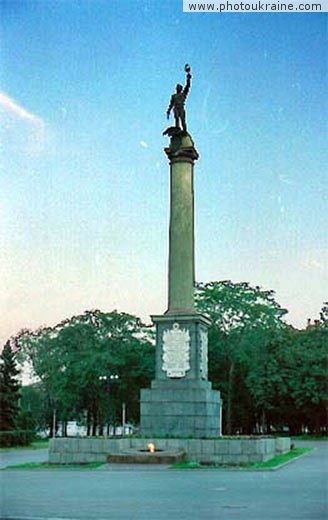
xmin=166 ymin=64 xmax=192 ymax=132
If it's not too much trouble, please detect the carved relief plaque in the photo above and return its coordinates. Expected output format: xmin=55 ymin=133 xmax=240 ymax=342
xmin=162 ymin=322 xmax=190 ymax=378
xmin=199 ymin=329 xmax=208 ymax=380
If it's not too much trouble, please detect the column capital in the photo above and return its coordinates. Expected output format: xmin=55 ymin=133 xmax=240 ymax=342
xmin=163 ymin=129 xmax=199 ymax=164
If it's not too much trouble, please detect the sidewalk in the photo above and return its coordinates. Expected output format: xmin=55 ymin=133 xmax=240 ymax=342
xmin=0 ymin=448 xmax=48 ymax=469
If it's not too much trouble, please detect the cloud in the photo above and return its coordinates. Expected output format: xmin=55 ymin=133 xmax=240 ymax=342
xmin=302 ymin=258 xmax=325 ymax=272
xmin=140 ymin=140 xmax=149 ymax=149
xmin=301 ymin=250 xmax=328 ymax=273
xmin=0 ymin=91 xmax=44 ymax=127
xmin=0 ymin=92 xmax=46 ymax=155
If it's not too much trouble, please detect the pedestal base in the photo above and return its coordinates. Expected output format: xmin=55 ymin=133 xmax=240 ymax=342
xmin=140 ymin=382 xmax=221 ymax=438
xmin=140 ymin=312 xmax=221 ymax=438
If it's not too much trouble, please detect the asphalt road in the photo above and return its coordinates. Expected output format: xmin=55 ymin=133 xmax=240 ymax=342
xmin=0 ymin=449 xmax=48 ymax=470
xmin=0 ymin=442 xmax=327 ymax=520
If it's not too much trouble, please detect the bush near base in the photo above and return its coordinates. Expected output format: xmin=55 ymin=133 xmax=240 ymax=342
xmin=0 ymin=429 xmax=35 ymax=447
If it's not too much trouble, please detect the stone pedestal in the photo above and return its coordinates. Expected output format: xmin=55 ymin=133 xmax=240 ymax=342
xmin=140 ymin=312 xmax=221 ymax=438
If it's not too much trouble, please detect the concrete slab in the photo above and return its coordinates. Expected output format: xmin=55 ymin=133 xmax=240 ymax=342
xmin=107 ymin=448 xmax=186 ymax=464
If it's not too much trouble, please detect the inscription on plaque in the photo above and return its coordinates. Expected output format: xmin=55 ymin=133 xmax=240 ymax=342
xmin=162 ymin=322 xmax=190 ymax=378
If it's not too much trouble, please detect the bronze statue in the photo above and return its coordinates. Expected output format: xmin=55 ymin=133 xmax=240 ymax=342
xmin=166 ymin=65 xmax=192 ymax=132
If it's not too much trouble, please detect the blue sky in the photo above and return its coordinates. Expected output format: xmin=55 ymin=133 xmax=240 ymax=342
xmin=1 ymin=0 xmax=327 ymax=344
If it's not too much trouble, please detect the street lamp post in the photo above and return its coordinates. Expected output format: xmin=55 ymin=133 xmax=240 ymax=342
xmin=122 ymin=402 xmax=126 ymax=435
xmin=52 ymin=408 xmax=56 ymax=439
xmin=99 ymin=374 xmax=119 ymax=436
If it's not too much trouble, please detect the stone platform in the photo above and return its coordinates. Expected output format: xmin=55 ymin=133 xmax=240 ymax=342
xmin=48 ymin=437 xmax=291 ymax=465
xmin=107 ymin=448 xmax=186 ymax=464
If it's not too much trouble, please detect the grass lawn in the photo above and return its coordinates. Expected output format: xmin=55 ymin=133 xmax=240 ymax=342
xmin=172 ymin=447 xmax=313 ymax=471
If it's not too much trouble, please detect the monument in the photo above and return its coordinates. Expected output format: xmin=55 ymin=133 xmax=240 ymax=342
xmin=48 ymin=66 xmax=291 ymax=463
xmin=140 ymin=66 xmax=221 ymax=438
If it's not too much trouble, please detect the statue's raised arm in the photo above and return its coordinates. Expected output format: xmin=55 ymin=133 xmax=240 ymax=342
xmin=182 ymin=69 xmax=191 ymax=100
xmin=166 ymin=64 xmax=192 ymax=133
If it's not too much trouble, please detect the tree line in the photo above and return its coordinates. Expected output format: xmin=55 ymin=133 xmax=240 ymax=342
xmin=1 ymin=281 xmax=327 ymax=443
xmin=196 ymin=281 xmax=327 ymax=435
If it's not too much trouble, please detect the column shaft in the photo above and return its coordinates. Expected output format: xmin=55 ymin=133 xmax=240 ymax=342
xmin=168 ymin=158 xmax=195 ymax=312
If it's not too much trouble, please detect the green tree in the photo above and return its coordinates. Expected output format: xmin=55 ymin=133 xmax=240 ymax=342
xmin=284 ymin=315 xmax=327 ymax=434
xmin=196 ymin=281 xmax=287 ymax=434
xmin=16 ymin=326 xmax=65 ymax=437
xmin=244 ymin=329 xmax=291 ymax=432
xmin=20 ymin=383 xmax=49 ymax=434
xmin=17 ymin=310 xmax=155 ymax=435
xmin=319 ymin=302 xmax=328 ymax=328
xmin=0 ymin=341 xmax=21 ymax=432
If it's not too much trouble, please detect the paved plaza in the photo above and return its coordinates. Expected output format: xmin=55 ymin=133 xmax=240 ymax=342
xmin=0 ymin=442 xmax=327 ymax=520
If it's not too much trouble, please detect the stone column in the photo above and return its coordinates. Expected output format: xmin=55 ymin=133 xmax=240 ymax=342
xmin=140 ymin=131 xmax=221 ymax=439
xmin=165 ymin=132 xmax=198 ymax=313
